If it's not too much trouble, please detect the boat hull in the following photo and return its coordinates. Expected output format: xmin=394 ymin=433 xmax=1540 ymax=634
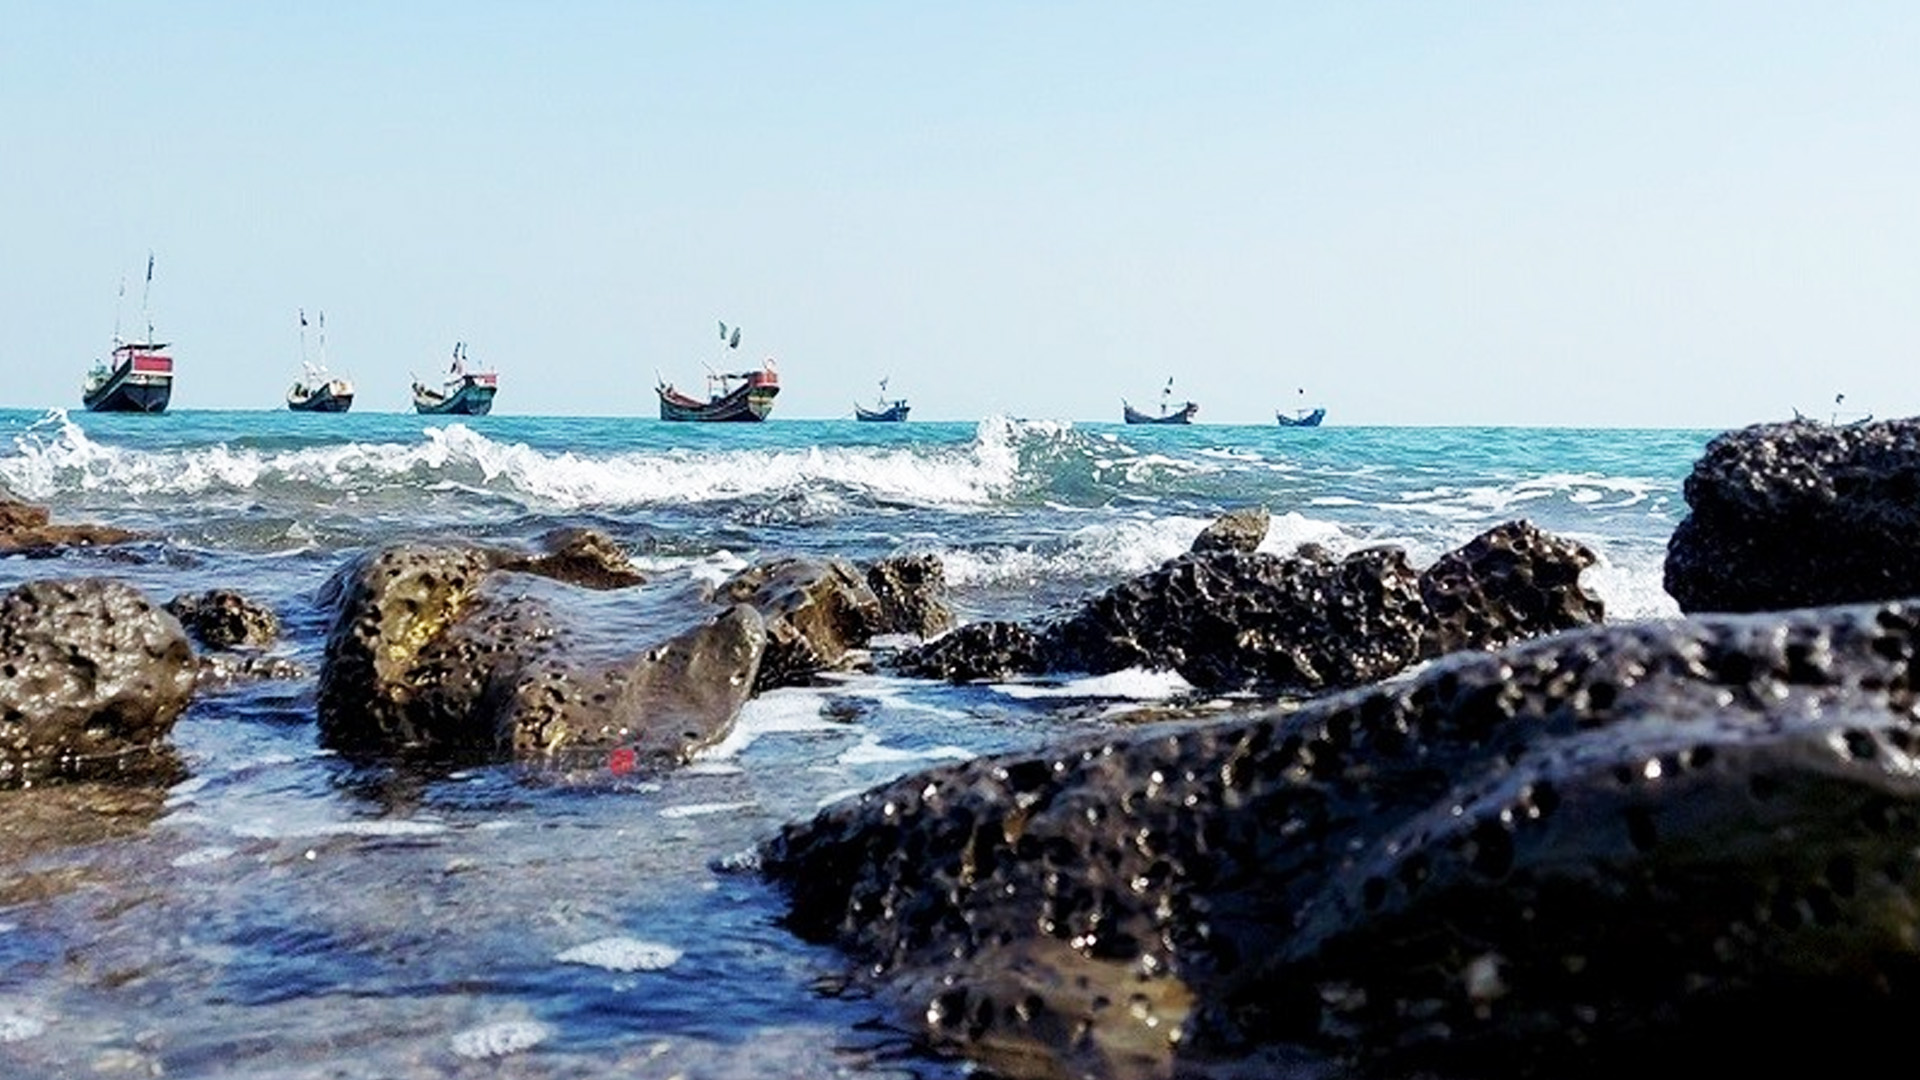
xmin=855 ymin=400 xmax=910 ymax=422
xmin=83 ymin=349 xmax=173 ymax=414
xmin=288 ymin=382 xmax=354 ymax=413
xmin=1123 ymin=401 xmax=1198 ymax=424
xmin=414 ymin=374 xmax=497 ymax=416
xmin=1276 ymin=408 xmax=1326 ymax=427
xmin=658 ymin=369 xmax=779 ymax=422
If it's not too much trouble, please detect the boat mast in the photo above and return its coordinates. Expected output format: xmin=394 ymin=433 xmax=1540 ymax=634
xmin=140 ymin=252 xmax=154 ymax=344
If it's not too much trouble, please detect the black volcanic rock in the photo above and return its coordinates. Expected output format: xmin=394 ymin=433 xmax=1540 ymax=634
xmin=764 ymin=600 xmax=1920 ymax=1079
xmin=1419 ymin=518 xmax=1603 ymax=658
xmin=1665 ymin=417 xmax=1920 ymax=612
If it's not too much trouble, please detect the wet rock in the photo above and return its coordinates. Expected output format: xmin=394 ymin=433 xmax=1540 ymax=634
xmin=1044 ymin=546 xmax=1430 ymax=693
xmin=1665 ymin=417 xmax=1920 ymax=612
xmin=1418 ymin=518 xmax=1604 ymax=659
xmin=895 ymin=620 xmax=1049 ymax=683
xmin=0 ymin=578 xmax=196 ymax=788
xmin=166 ymin=588 xmax=281 ymax=650
xmin=1189 ymin=506 xmax=1269 ymax=555
xmin=897 ymin=521 xmax=1603 ymax=698
xmin=316 ymin=542 xmax=763 ymax=770
xmin=717 ymin=557 xmax=881 ymax=692
xmin=864 ymin=554 xmax=957 ymax=639
xmin=0 ymin=497 xmax=140 ymax=554
xmin=500 ymin=526 xmax=645 ymax=590
xmin=764 ymin=600 xmax=1920 ymax=1079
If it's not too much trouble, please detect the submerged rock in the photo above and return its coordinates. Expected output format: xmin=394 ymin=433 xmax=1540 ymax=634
xmin=765 ymin=600 xmax=1920 ymax=1078
xmin=166 ymin=588 xmax=281 ymax=650
xmin=0 ymin=497 xmax=141 ymax=555
xmin=316 ymin=539 xmax=764 ymax=770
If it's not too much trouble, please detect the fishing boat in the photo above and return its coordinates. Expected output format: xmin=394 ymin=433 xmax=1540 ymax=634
xmin=1122 ymin=377 xmax=1197 ymax=424
xmin=285 ymin=310 xmax=354 ymax=412
xmin=1276 ymin=387 xmax=1326 ymax=427
xmin=82 ymin=254 xmax=173 ymax=413
xmin=412 ymin=342 xmax=498 ymax=415
xmin=854 ymin=377 xmax=909 ymax=422
xmin=656 ymin=321 xmax=780 ymax=422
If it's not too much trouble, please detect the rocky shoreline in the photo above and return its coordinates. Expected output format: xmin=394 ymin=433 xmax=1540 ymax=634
xmin=6 ymin=415 xmax=1920 ymax=1077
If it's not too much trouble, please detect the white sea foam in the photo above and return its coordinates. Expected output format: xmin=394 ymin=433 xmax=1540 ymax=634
xmin=450 ymin=1019 xmax=549 ymax=1059
xmin=996 ymin=668 xmax=1194 ymax=700
xmin=658 ymin=801 xmax=756 ymax=819
xmin=0 ymin=1007 xmax=47 ymax=1043
xmin=556 ymin=936 xmax=683 ymax=972
xmin=699 ymin=688 xmax=848 ymax=761
xmin=837 ymin=736 xmax=974 ymax=767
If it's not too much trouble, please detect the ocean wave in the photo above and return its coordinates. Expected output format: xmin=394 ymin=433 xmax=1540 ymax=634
xmin=0 ymin=414 xmax=1083 ymax=514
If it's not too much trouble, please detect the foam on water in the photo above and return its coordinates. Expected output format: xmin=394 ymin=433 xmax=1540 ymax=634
xmin=1 ymin=413 xmax=1056 ymax=513
xmin=555 ymin=936 xmax=684 ymax=972
xmin=450 ymin=1018 xmax=550 ymax=1059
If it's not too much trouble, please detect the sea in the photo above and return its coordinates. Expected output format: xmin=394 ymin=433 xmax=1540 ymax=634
xmin=0 ymin=407 xmax=1719 ymax=1079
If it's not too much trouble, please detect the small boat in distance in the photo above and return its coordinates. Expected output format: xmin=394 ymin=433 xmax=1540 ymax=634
xmin=657 ymin=321 xmax=780 ymax=422
xmin=854 ymin=377 xmax=909 ymax=422
xmin=83 ymin=253 xmax=173 ymax=413
xmin=1123 ymin=377 xmax=1197 ymax=424
xmin=1276 ymin=387 xmax=1326 ymax=427
xmin=412 ymin=341 xmax=498 ymax=415
xmin=286 ymin=310 xmax=354 ymax=413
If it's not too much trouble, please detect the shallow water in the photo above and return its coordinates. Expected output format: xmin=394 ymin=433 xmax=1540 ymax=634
xmin=0 ymin=409 xmax=1714 ymax=1077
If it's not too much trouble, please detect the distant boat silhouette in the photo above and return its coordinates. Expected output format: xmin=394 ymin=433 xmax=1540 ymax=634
xmin=1276 ymin=387 xmax=1325 ymax=427
xmin=286 ymin=310 xmax=354 ymax=412
xmin=855 ymin=377 xmax=909 ymax=422
xmin=412 ymin=341 xmax=498 ymax=415
xmin=1123 ymin=377 xmax=1197 ymax=424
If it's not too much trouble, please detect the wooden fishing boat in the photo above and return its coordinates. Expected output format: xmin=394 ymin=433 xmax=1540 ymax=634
xmin=84 ymin=254 xmax=172 ymax=413
xmin=658 ymin=363 xmax=779 ymax=421
xmin=1123 ymin=378 xmax=1197 ymax=424
xmin=413 ymin=342 xmax=498 ymax=415
xmin=286 ymin=310 xmax=354 ymax=412
xmin=1276 ymin=407 xmax=1326 ymax=427
xmin=854 ymin=378 xmax=909 ymax=422
xmin=657 ymin=321 xmax=779 ymax=421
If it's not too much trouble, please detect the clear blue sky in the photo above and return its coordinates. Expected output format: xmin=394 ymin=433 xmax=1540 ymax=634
xmin=5 ymin=2 xmax=1917 ymax=425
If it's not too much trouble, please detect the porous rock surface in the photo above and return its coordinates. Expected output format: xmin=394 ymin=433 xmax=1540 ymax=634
xmin=0 ymin=578 xmax=196 ymax=788
xmin=865 ymin=553 xmax=958 ymax=639
xmin=166 ymin=588 xmax=281 ymax=650
xmin=1188 ymin=506 xmax=1269 ymax=555
xmin=897 ymin=518 xmax=1602 ymax=694
xmin=714 ymin=556 xmax=882 ymax=691
xmin=1665 ymin=416 xmax=1920 ymax=613
xmin=765 ymin=600 xmax=1920 ymax=1078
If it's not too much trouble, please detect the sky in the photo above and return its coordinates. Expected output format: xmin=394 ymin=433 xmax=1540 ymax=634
xmin=4 ymin=2 xmax=1918 ymax=427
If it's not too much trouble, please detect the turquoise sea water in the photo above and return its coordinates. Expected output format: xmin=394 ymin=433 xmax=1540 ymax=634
xmin=0 ymin=407 xmax=1719 ymax=1078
